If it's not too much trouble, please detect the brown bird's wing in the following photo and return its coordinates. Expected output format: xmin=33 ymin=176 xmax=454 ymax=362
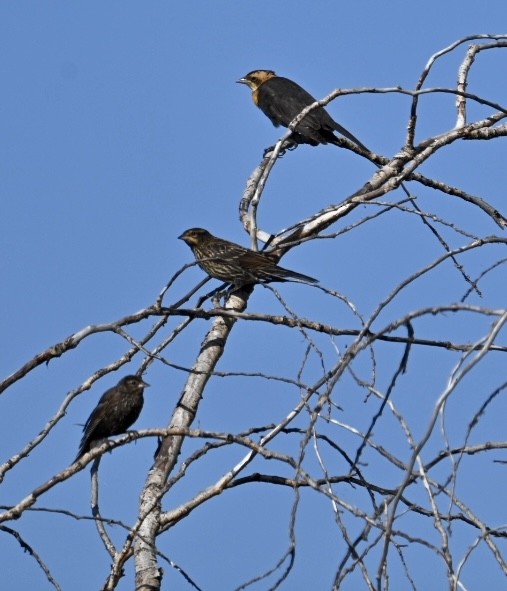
xmin=193 ymin=238 xmax=264 ymax=283
xmin=189 ymin=232 xmax=318 ymax=286
xmin=192 ymin=237 xmax=249 ymax=278
xmin=236 ymin=249 xmax=318 ymax=284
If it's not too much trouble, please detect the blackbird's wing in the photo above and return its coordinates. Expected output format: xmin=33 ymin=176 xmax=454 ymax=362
xmin=81 ymin=386 xmax=123 ymax=441
xmin=257 ymin=77 xmax=320 ymax=128
xmin=258 ymin=76 xmax=335 ymax=146
xmin=78 ymin=388 xmax=133 ymax=455
xmin=76 ymin=382 xmax=144 ymax=460
xmin=76 ymin=396 xmax=112 ymax=459
xmin=258 ymin=77 xmax=367 ymax=149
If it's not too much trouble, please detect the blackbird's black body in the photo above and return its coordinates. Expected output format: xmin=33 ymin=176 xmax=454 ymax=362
xmin=179 ymin=228 xmax=318 ymax=287
xmin=75 ymin=375 xmax=149 ymax=461
xmin=237 ymin=69 xmax=368 ymax=151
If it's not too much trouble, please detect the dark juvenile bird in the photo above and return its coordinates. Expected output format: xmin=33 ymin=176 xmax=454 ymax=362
xmin=179 ymin=227 xmax=318 ymax=288
xmin=75 ymin=375 xmax=150 ymax=461
xmin=237 ymin=69 xmax=368 ymax=151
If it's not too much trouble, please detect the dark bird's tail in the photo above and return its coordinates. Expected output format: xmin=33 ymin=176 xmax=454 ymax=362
xmin=331 ymin=120 xmax=370 ymax=153
xmin=74 ymin=440 xmax=91 ymax=463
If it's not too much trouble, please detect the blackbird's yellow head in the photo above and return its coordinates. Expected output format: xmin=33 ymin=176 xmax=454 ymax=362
xmin=178 ymin=227 xmax=212 ymax=247
xmin=236 ymin=70 xmax=277 ymax=91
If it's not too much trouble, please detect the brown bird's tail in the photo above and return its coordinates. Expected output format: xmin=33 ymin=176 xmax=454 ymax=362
xmin=259 ymin=266 xmax=319 ymax=285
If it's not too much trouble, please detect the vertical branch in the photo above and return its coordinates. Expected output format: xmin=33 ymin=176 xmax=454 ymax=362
xmin=377 ymin=310 xmax=507 ymax=590
xmin=90 ymin=458 xmax=117 ymax=559
xmin=133 ymin=291 xmax=248 ymax=590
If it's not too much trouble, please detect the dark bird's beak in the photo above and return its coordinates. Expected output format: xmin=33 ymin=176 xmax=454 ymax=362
xmin=178 ymin=232 xmax=186 ymax=241
xmin=236 ymin=77 xmax=248 ymax=85
xmin=140 ymin=379 xmax=150 ymax=388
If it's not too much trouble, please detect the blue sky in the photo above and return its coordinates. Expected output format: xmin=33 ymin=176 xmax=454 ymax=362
xmin=1 ymin=3 xmax=507 ymax=590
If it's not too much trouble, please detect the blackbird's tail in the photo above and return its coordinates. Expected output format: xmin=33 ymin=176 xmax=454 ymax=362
xmin=331 ymin=121 xmax=370 ymax=153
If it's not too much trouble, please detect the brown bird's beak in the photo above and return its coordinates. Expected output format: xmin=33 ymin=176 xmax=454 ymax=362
xmin=178 ymin=232 xmax=190 ymax=246
xmin=178 ymin=229 xmax=200 ymax=246
xmin=236 ymin=77 xmax=248 ymax=85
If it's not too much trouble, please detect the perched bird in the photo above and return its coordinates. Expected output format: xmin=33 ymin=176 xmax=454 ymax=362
xmin=237 ymin=69 xmax=368 ymax=151
xmin=179 ymin=227 xmax=318 ymax=288
xmin=75 ymin=375 xmax=149 ymax=461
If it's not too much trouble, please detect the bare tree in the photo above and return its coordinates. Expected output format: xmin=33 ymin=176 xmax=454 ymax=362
xmin=2 ymin=35 xmax=507 ymax=591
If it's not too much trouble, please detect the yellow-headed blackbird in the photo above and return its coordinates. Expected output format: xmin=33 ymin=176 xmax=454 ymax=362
xmin=237 ymin=69 xmax=368 ymax=151
xmin=75 ymin=375 xmax=149 ymax=461
xmin=179 ymin=228 xmax=318 ymax=287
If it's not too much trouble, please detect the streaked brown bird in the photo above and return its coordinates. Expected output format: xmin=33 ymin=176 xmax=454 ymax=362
xmin=179 ymin=227 xmax=318 ymax=287
xmin=75 ymin=375 xmax=149 ymax=461
xmin=237 ymin=69 xmax=368 ymax=151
